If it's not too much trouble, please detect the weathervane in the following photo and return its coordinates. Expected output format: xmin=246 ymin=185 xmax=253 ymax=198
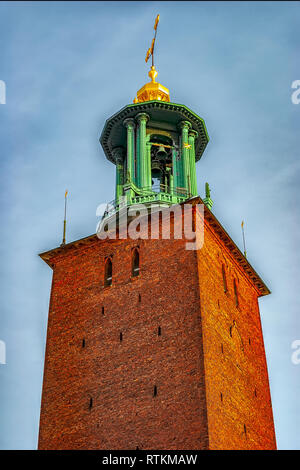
xmin=133 ymin=14 xmax=170 ymax=103
xmin=145 ymin=14 xmax=160 ymax=68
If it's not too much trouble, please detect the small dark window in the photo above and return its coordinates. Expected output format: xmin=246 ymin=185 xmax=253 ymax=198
xmin=89 ymin=397 xmax=93 ymax=410
xmin=158 ymin=326 xmax=161 ymax=336
xmin=82 ymin=338 xmax=85 ymax=348
xmin=153 ymin=385 xmax=157 ymax=397
xmin=138 ymin=293 xmax=141 ymax=303
xmin=254 ymin=388 xmax=257 ymax=397
xmin=104 ymin=258 xmax=112 ymax=287
xmin=132 ymin=248 xmax=140 ymax=277
xmin=102 ymin=306 xmax=105 ymax=315
xmin=221 ymin=343 xmax=224 ymax=354
xmin=233 ymin=279 xmax=239 ymax=307
xmin=120 ymin=332 xmax=123 ymax=342
xmin=220 ymin=392 xmax=223 ymax=402
xmin=244 ymin=424 xmax=247 ymax=438
xmin=222 ymin=264 xmax=228 ymax=293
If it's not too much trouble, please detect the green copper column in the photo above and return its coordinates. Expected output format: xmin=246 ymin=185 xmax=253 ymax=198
xmin=123 ymin=118 xmax=135 ymax=184
xmin=178 ymin=121 xmax=192 ymax=195
xmin=112 ymin=147 xmax=125 ymax=203
xmin=167 ymin=166 xmax=173 ymax=194
xmin=172 ymin=148 xmax=179 ymax=193
xmin=146 ymin=135 xmax=152 ymax=190
xmin=188 ymin=130 xmax=198 ymax=197
xmin=136 ymin=113 xmax=149 ymax=189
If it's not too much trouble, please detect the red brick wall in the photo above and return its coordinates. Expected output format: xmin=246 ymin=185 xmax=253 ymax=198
xmin=38 ymin=227 xmax=209 ymax=449
xmin=196 ymin=217 xmax=276 ymax=449
xmin=38 ymin=205 xmax=276 ymax=450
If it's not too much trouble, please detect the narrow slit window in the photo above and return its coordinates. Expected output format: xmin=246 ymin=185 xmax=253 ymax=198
xmin=158 ymin=326 xmax=161 ymax=336
xmin=132 ymin=248 xmax=140 ymax=277
xmin=82 ymin=338 xmax=85 ymax=348
xmin=89 ymin=397 xmax=93 ymax=410
xmin=104 ymin=258 xmax=112 ymax=287
xmin=233 ymin=279 xmax=239 ymax=307
xmin=138 ymin=293 xmax=141 ymax=303
xmin=120 ymin=332 xmax=123 ymax=342
xmin=222 ymin=264 xmax=228 ymax=293
xmin=102 ymin=306 xmax=105 ymax=315
xmin=153 ymin=385 xmax=157 ymax=397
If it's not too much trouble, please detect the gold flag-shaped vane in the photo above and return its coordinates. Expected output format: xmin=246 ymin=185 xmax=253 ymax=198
xmin=241 ymin=220 xmax=244 ymax=228
xmin=145 ymin=47 xmax=151 ymax=63
xmin=65 ymin=189 xmax=68 ymax=198
xmin=145 ymin=14 xmax=160 ymax=64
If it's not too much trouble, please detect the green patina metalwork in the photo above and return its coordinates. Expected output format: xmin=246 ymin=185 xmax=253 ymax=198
xmin=203 ymin=182 xmax=213 ymax=210
xmin=99 ymin=100 xmax=209 ymax=213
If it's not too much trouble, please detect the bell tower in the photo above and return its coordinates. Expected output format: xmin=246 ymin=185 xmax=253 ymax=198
xmin=38 ymin=16 xmax=276 ymax=450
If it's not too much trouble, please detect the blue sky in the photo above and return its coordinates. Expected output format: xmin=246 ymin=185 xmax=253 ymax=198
xmin=0 ymin=1 xmax=299 ymax=450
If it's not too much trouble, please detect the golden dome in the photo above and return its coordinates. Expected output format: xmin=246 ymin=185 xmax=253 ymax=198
xmin=133 ymin=66 xmax=170 ymax=104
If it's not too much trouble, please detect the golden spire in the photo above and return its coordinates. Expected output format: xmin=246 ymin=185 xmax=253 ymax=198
xmin=133 ymin=14 xmax=170 ymax=104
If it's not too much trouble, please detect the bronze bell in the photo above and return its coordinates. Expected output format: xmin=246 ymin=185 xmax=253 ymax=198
xmin=156 ymin=145 xmax=168 ymax=159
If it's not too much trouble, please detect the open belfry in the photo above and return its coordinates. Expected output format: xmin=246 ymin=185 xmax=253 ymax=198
xmin=38 ymin=16 xmax=276 ymax=450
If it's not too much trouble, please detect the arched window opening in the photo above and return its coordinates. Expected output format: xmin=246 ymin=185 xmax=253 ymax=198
xmin=233 ymin=278 xmax=239 ymax=307
xmin=104 ymin=257 xmax=112 ymax=287
xmin=222 ymin=264 xmax=228 ymax=293
xmin=150 ymin=134 xmax=173 ymax=194
xmin=132 ymin=248 xmax=140 ymax=277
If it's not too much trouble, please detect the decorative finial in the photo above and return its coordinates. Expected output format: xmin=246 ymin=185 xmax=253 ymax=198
xmin=205 ymin=182 xmax=211 ymax=199
xmin=148 ymin=65 xmax=158 ymax=83
xmin=133 ymin=14 xmax=170 ymax=104
xmin=61 ymin=189 xmax=68 ymax=246
xmin=203 ymin=182 xmax=213 ymax=210
xmin=241 ymin=220 xmax=247 ymax=258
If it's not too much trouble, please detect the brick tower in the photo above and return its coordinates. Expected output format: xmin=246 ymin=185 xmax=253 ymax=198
xmin=38 ymin=30 xmax=276 ymax=450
